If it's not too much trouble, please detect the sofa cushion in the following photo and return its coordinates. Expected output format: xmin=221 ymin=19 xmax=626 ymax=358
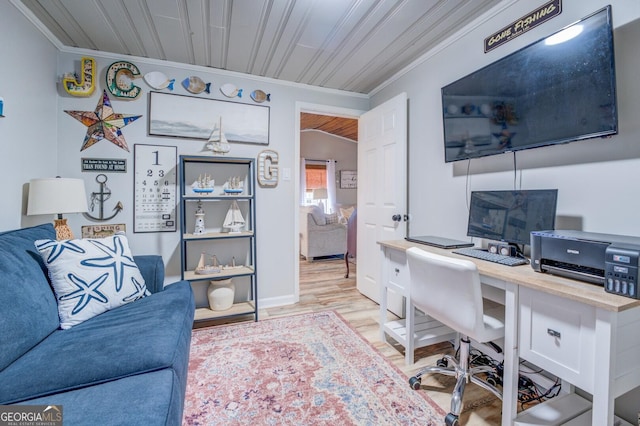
xmin=15 ymin=369 xmax=184 ymax=426
xmin=0 ymin=280 xmax=195 ymax=404
xmin=325 ymin=212 xmax=339 ymax=224
xmin=309 ymin=205 xmax=326 ymax=225
xmin=35 ymin=234 xmax=149 ymax=329
xmin=0 ymin=224 xmax=59 ymax=371
xmin=340 ymin=206 xmax=355 ymax=221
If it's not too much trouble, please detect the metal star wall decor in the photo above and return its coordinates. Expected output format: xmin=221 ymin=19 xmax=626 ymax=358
xmin=65 ymin=90 xmax=141 ymax=152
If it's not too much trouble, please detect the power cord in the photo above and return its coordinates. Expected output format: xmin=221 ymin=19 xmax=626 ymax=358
xmin=519 ymin=378 xmax=561 ymax=410
xmin=467 ymin=347 xmax=562 ymax=407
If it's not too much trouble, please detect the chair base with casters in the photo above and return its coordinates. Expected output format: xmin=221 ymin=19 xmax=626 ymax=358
xmin=405 ymin=247 xmax=505 ymax=426
xmin=408 ymin=336 xmax=502 ymax=426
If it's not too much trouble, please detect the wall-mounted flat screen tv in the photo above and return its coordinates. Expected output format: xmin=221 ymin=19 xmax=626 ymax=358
xmin=442 ymin=6 xmax=617 ymax=163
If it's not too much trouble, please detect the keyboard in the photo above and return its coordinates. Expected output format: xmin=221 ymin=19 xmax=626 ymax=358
xmin=452 ymin=247 xmax=529 ymax=266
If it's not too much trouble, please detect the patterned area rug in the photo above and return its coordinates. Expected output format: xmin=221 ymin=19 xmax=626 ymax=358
xmin=183 ymin=311 xmax=446 ymax=425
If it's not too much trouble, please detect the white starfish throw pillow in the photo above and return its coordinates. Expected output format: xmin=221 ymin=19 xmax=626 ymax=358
xmin=35 ymin=234 xmax=149 ymax=329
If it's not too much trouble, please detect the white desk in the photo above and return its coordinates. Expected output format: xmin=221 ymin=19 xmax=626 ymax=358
xmin=378 ymin=240 xmax=640 ymax=426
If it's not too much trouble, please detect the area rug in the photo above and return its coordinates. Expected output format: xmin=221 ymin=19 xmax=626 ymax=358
xmin=183 ymin=311 xmax=446 ymax=425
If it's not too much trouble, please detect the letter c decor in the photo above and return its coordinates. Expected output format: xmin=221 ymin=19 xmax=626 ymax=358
xmin=106 ymin=61 xmax=142 ymax=99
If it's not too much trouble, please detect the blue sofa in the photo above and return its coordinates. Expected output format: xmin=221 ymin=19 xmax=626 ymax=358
xmin=0 ymin=224 xmax=195 ymax=425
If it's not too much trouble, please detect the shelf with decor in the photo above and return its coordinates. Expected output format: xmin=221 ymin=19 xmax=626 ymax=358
xmin=194 ymin=302 xmax=256 ymax=322
xmin=179 ymin=155 xmax=257 ymax=325
xmin=183 ymin=230 xmax=254 ymax=240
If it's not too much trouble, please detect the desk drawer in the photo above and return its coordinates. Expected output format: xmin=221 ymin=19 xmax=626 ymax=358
xmin=519 ymin=287 xmax=596 ymax=392
xmin=387 ymin=249 xmax=408 ymax=296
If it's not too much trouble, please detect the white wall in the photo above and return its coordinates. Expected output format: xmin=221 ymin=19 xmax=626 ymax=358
xmin=373 ymin=0 xmax=640 ymax=241
xmin=371 ymin=0 xmax=640 ymax=420
xmin=51 ymin=52 xmax=368 ymax=308
xmin=301 ymin=131 xmax=358 ymax=208
xmin=1 ymin=0 xmax=368 ymax=308
xmin=0 ymin=2 xmax=58 ymax=230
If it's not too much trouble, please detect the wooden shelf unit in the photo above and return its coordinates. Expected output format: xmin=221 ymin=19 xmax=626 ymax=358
xmin=179 ymin=155 xmax=257 ymax=325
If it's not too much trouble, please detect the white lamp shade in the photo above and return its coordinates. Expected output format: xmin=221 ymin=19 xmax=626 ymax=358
xmin=312 ymin=188 xmax=328 ymax=200
xmin=27 ymin=178 xmax=88 ymax=216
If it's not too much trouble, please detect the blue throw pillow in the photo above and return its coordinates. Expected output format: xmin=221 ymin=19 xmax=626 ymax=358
xmin=35 ymin=234 xmax=149 ymax=329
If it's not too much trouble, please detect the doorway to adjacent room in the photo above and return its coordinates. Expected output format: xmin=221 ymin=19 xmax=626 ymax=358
xmin=295 ymin=103 xmax=361 ymax=302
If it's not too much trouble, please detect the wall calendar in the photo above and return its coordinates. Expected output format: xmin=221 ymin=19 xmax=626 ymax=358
xmin=134 ymin=144 xmax=177 ymax=233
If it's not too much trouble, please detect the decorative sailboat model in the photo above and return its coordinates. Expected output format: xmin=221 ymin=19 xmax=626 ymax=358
xmin=195 ymin=253 xmax=221 ymax=275
xmin=206 ymin=117 xmax=230 ymax=155
xmin=223 ymin=200 xmax=245 ymax=233
xmin=223 ymin=176 xmax=244 ymax=194
xmin=191 ymin=174 xmax=214 ymax=194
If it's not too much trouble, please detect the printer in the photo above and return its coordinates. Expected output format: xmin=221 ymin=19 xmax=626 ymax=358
xmin=530 ymin=230 xmax=640 ymax=299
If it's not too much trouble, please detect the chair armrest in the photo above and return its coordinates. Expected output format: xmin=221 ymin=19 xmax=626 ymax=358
xmin=134 ymin=255 xmax=165 ymax=294
xmin=307 ymin=219 xmax=326 ymax=231
xmin=305 ymin=213 xmax=345 ymax=231
xmin=311 ymin=223 xmax=346 ymax=232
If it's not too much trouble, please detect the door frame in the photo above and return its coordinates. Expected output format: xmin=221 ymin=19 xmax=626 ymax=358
xmin=294 ymin=101 xmax=365 ymax=302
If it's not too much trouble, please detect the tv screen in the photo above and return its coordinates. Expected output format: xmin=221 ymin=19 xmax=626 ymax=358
xmin=467 ymin=190 xmax=558 ymax=246
xmin=442 ymin=6 xmax=617 ymax=162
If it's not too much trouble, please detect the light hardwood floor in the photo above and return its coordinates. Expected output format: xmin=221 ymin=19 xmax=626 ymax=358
xmin=260 ymin=257 xmax=503 ymax=425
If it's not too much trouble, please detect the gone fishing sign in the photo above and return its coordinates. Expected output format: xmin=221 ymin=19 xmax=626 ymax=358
xmin=484 ymin=0 xmax=562 ymax=53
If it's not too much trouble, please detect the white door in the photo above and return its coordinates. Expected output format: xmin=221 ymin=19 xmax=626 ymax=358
xmin=357 ymin=93 xmax=408 ymax=312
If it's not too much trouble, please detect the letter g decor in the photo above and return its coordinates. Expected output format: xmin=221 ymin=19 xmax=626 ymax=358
xmin=257 ymin=150 xmax=279 ymax=188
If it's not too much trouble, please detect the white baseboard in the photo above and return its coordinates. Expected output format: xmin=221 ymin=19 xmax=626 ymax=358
xmin=258 ymin=294 xmax=298 ymax=309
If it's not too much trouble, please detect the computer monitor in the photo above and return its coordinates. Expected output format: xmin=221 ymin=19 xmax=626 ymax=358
xmin=466 ymin=189 xmax=558 ymax=247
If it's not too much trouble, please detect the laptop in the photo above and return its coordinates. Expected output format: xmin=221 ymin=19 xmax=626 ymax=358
xmin=405 ymin=235 xmax=474 ymax=249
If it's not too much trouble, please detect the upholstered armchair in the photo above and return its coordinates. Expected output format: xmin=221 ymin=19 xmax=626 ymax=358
xmin=300 ymin=206 xmax=347 ymax=261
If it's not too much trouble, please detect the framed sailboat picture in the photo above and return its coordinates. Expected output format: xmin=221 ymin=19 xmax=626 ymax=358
xmin=148 ymin=91 xmax=270 ymax=145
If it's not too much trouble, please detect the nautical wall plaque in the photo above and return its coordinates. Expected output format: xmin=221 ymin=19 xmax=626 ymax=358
xmin=484 ymin=0 xmax=561 ymax=53
xmin=65 ymin=90 xmax=141 ymax=152
xmin=81 ymin=224 xmax=126 ymax=238
xmin=84 ymin=174 xmax=124 ymax=222
xmin=81 ymin=158 xmax=127 ymax=173
xmin=134 ymin=144 xmax=177 ymax=233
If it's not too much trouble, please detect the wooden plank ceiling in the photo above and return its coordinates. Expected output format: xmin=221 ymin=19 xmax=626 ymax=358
xmin=16 ymin=0 xmax=503 ymax=94
xmin=301 ymin=113 xmax=358 ymax=142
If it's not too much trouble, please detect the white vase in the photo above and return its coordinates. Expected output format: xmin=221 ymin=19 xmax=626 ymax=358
xmin=207 ymin=279 xmax=235 ymax=311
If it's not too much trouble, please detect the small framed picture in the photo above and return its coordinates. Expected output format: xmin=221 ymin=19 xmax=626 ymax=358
xmin=340 ymin=170 xmax=357 ymax=189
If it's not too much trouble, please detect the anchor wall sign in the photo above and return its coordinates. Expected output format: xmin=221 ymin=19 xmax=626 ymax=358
xmin=84 ymin=174 xmax=124 ymax=222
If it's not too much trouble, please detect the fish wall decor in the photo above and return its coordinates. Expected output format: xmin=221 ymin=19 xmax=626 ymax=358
xmin=182 ymin=76 xmax=211 ymax=94
xmin=220 ymin=83 xmax=242 ymax=98
xmin=250 ymin=90 xmax=270 ymax=103
xmin=144 ymin=71 xmax=175 ymax=91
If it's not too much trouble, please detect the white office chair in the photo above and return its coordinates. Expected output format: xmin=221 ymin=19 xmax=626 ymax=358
xmin=406 ymin=247 xmax=505 ymax=426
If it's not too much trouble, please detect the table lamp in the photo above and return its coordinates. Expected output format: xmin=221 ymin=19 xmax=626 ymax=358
xmin=312 ymin=188 xmax=328 ymax=213
xmin=27 ymin=177 xmax=88 ymax=240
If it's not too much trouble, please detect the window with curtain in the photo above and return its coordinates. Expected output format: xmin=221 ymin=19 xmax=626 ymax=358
xmin=304 ymin=163 xmax=327 ymax=206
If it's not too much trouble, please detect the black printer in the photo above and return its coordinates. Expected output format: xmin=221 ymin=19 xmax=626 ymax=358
xmin=530 ymin=230 xmax=640 ymax=299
